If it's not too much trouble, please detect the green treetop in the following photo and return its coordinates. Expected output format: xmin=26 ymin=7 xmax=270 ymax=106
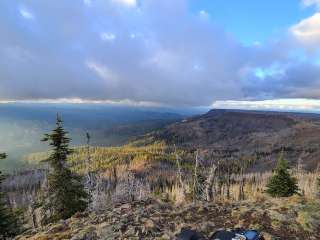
xmin=42 ymin=114 xmax=88 ymax=223
xmin=266 ymin=154 xmax=299 ymax=197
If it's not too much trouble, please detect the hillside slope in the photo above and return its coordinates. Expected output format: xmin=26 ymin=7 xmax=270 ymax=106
xmin=0 ymin=104 xmax=183 ymax=172
xmin=144 ymin=109 xmax=320 ymax=170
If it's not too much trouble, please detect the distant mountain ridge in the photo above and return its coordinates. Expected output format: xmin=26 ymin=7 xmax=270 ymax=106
xmin=144 ymin=109 xmax=320 ymax=170
xmin=0 ymin=104 xmax=185 ymax=171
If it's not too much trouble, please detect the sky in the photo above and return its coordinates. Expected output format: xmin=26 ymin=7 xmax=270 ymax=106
xmin=1 ymin=0 xmax=320 ymax=110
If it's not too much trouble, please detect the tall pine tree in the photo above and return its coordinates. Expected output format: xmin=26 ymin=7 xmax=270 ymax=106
xmin=0 ymin=153 xmax=20 ymax=238
xmin=266 ymin=154 xmax=299 ymax=197
xmin=42 ymin=114 xmax=88 ymax=223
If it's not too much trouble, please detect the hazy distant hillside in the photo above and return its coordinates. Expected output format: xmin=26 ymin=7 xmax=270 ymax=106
xmin=143 ymin=109 xmax=320 ymax=170
xmin=0 ymin=104 xmax=186 ymax=171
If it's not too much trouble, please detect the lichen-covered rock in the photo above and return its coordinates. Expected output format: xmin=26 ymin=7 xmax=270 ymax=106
xmin=15 ymin=198 xmax=320 ymax=240
xmin=261 ymin=232 xmax=278 ymax=240
xmin=46 ymin=221 xmax=67 ymax=234
xmin=70 ymin=226 xmax=97 ymax=240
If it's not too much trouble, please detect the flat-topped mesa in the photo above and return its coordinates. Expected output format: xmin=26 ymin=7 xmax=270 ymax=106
xmin=143 ymin=109 xmax=320 ymax=170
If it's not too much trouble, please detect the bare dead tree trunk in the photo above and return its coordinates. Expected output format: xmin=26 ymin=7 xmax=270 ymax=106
xmin=85 ymin=132 xmax=95 ymax=210
xmin=217 ymin=178 xmax=222 ymax=197
xmin=127 ymin=172 xmax=134 ymax=202
xmin=174 ymin=145 xmax=186 ymax=197
xmin=192 ymin=150 xmax=199 ymax=201
xmin=91 ymin=171 xmax=105 ymax=212
xmin=112 ymin=165 xmax=118 ymax=191
xmin=238 ymin=168 xmax=245 ymax=201
xmin=85 ymin=132 xmax=92 ymax=189
xmin=205 ymin=163 xmax=217 ymax=201
xmin=28 ymin=196 xmax=37 ymax=229
xmin=226 ymin=168 xmax=231 ymax=200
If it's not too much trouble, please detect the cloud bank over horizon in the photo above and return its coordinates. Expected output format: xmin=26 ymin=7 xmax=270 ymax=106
xmin=0 ymin=0 xmax=320 ymax=107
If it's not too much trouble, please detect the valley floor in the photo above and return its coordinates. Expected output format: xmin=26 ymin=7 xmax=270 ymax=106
xmin=15 ymin=196 xmax=320 ymax=240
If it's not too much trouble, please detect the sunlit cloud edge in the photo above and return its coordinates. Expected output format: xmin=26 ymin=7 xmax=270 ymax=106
xmin=212 ymin=98 xmax=320 ymax=112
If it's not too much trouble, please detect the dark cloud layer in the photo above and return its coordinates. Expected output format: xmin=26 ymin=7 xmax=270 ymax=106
xmin=0 ymin=0 xmax=320 ymax=106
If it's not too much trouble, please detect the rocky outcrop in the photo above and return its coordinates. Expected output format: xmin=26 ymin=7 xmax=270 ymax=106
xmin=15 ymin=197 xmax=320 ymax=240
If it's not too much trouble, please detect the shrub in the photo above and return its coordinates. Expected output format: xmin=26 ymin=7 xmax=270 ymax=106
xmin=266 ymin=154 xmax=299 ymax=197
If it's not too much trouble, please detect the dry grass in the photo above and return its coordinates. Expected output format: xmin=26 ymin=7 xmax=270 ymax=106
xmin=165 ymin=170 xmax=320 ymax=203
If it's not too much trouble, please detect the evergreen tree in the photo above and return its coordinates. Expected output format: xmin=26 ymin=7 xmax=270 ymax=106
xmin=42 ymin=114 xmax=88 ymax=223
xmin=266 ymin=154 xmax=299 ymax=197
xmin=0 ymin=153 xmax=20 ymax=238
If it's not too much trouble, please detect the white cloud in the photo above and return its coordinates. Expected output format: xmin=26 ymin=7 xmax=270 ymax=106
xmin=130 ymin=33 xmax=136 ymax=39
xmin=83 ymin=0 xmax=92 ymax=6
xmin=193 ymin=64 xmax=203 ymax=71
xmin=100 ymin=32 xmax=116 ymax=41
xmin=290 ymin=13 xmax=320 ymax=49
xmin=199 ymin=10 xmax=209 ymax=20
xmin=113 ymin=0 xmax=137 ymax=7
xmin=147 ymin=49 xmax=182 ymax=72
xmin=2 ymin=0 xmax=320 ymax=107
xmin=0 ymin=98 xmax=162 ymax=107
xmin=302 ymin=0 xmax=320 ymax=8
xmin=0 ymin=100 xmax=15 ymax=104
xmin=86 ymin=60 xmax=118 ymax=82
xmin=254 ymin=64 xmax=285 ymax=80
xmin=252 ymin=41 xmax=262 ymax=47
xmin=19 ymin=7 xmax=34 ymax=20
xmin=213 ymin=99 xmax=320 ymax=112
